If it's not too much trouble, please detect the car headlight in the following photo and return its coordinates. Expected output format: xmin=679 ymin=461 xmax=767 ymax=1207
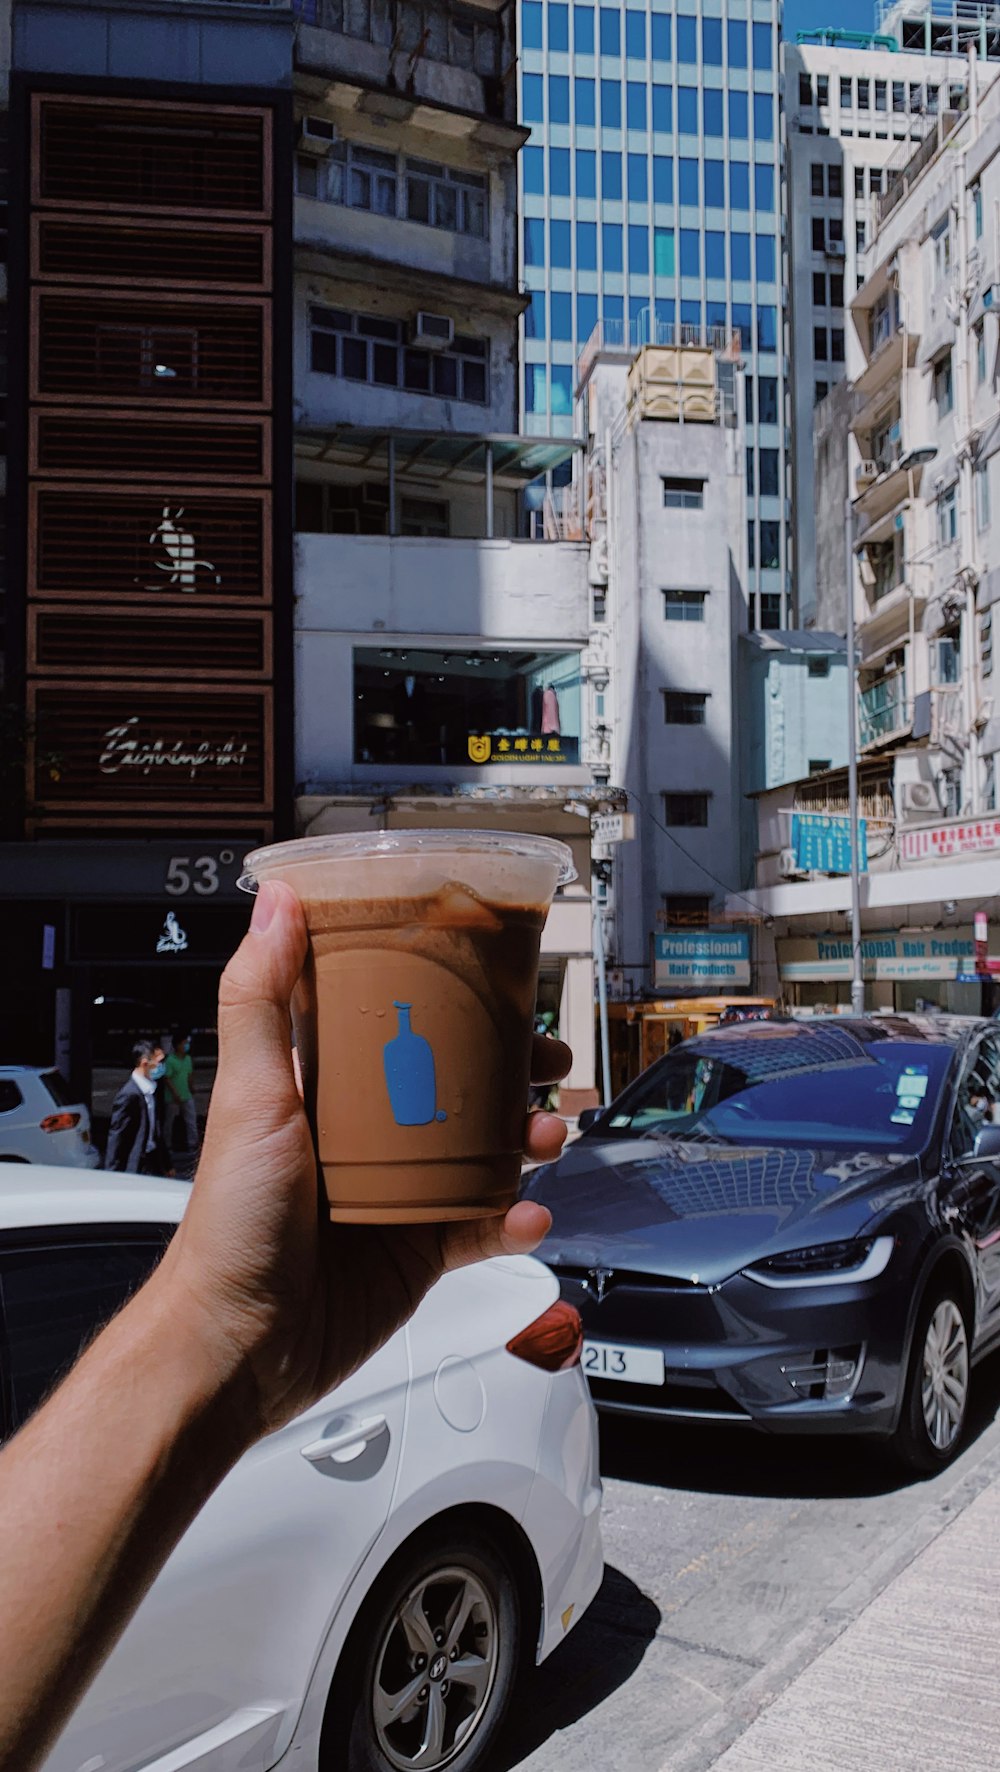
xmin=743 ymin=1235 xmax=895 ymax=1289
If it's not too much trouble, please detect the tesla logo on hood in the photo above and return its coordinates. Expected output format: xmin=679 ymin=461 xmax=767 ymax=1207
xmin=584 ymin=1266 xmax=615 ymax=1304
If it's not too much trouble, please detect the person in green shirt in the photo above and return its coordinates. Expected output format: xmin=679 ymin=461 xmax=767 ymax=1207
xmin=163 ymin=1031 xmax=198 ymax=1170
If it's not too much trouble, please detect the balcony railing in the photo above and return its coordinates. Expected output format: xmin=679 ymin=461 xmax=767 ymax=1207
xmin=859 ymin=675 xmax=909 ymax=746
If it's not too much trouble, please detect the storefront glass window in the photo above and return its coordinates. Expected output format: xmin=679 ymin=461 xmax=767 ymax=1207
xmin=354 ymin=647 xmax=582 ymax=766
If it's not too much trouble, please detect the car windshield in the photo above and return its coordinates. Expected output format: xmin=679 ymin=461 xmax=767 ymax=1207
xmin=597 ymin=1025 xmax=953 ymax=1154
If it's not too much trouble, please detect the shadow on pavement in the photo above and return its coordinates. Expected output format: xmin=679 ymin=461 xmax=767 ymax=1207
xmin=597 ymin=1344 xmax=1000 ymax=1502
xmin=496 ymin=1564 xmax=660 ymax=1769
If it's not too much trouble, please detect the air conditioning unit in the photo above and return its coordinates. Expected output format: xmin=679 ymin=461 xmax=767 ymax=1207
xmin=826 ymin=238 xmax=847 ymax=259
xmin=856 ymin=459 xmax=879 ymax=489
xmin=900 ymin=779 xmax=942 ymax=821
xmin=298 ymin=115 xmax=338 ymax=154
xmin=411 ymin=312 xmax=455 ymax=351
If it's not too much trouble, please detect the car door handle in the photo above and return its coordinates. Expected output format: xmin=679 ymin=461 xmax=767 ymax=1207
xmin=300 ymin=1414 xmax=388 ymax=1463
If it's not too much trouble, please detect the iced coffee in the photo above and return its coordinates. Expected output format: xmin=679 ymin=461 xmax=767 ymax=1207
xmin=239 ymin=831 xmax=575 ymax=1222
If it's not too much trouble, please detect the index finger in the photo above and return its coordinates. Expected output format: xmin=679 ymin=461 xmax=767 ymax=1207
xmin=531 ymin=1035 xmax=573 ymax=1085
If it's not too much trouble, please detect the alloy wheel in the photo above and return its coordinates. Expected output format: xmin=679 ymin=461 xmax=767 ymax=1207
xmin=920 ymin=1299 xmax=969 ymax=1453
xmin=371 ymin=1564 xmax=499 ymax=1770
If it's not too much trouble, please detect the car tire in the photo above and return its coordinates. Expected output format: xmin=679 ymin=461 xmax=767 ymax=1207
xmin=892 ymin=1282 xmax=971 ymax=1475
xmin=329 ymin=1528 xmax=522 ymax=1772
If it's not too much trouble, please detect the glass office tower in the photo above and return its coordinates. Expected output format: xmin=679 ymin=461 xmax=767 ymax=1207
xmin=518 ymin=0 xmax=788 ymax=626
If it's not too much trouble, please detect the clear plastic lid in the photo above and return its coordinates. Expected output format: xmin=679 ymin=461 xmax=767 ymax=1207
xmin=239 ymin=828 xmax=578 ymax=892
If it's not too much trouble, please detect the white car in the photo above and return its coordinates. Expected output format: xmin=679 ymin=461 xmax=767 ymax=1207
xmin=0 ymin=1169 xmax=603 ymax=1772
xmin=0 ymin=1066 xmax=99 ymax=1167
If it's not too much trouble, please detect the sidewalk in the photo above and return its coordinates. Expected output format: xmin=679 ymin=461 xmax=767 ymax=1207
xmin=701 ymin=1477 xmax=1000 ymax=1771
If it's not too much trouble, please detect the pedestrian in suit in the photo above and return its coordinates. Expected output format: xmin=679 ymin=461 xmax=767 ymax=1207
xmin=104 ymin=1040 xmax=174 ymax=1176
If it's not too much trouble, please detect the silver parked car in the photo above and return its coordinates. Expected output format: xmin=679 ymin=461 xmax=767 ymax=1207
xmin=0 ymin=1066 xmax=100 ymax=1168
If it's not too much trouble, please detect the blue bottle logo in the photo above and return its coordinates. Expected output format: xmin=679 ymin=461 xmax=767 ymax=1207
xmin=383 ymin=1002 xmax=447 ymax=1127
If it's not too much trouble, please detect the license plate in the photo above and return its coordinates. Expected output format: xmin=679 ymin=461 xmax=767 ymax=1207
xmin=582 ymin=1340 xmax=665 ymax=1386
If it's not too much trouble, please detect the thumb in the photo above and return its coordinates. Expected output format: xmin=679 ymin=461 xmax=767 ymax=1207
xmin=214 ymin=880 xmax=308 ymax=1129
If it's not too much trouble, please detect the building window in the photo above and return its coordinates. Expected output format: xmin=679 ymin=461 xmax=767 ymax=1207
xmin=856 ymin=221 xmax=866 ymax=253
xmin=406 ymin=157 xmax=487 ymax=236
xmin=830 ymin=272 xmax=844 ymax=306
xmin=663 ymin=589 xmax=706 ymax=622
xmin=759 ymin=521 xmax=780 ymax=569
xmin=937 ymin=484 xmax=958 ymax=546
xmin=811 ymin=217 xmax=826 ymax=253
xmin=857 ymin=78 xmax=870 ymax=110
xmin=354 ymin=646 xmax=581 ymax=766
xmin=932 ymin=216 xmax=952 ymax=283
xmin=301 ymin=139 xmax=488 ymax=241
xmin=854 ymin=167 xmax=865 ymax=199
xmin=840 ymin=77 xmax=852 ymax=109
xmin=831 ymin=328 xmax=845 ymax=362
xmin=808 ymin=759 xmax=831 ymax=774
xmin=663 ymin=792 xmax=709 ymax=827
xmin=976 ymin=322 xmax=988 ymax=385
xmin=810 ymin=163 xmax=824 ymax=197
xmin=663 ymin=690 xmax=709 ymax=725
xmin=813 ymin=271 xmax=827 ymax=306
xmin=934 ymin=351 xmax=954 ymax=415
xmin=976 ymin=461 xmax=991 ymax=533
xmin=309 ymin=307 xmax=489 ymax=404
xmin=815 ymin=379 xmax=828 ymax=404
xmin=893 ymin=80 xmax=905 ymax=112
xmin=799 ymin=73 xmax=813 ymax=106
xmin=759 ymin=449 xmax=780 ymax=498
xmin=663 ymin=477 xmax=704 ymax=510
xmin=828 ymin=164 xmax=843 ymax=198
xmin=663 ymin=893 xmax=712 ymax=927
xmin=814 ymin=325 xmax=828 ymax=360
xmin=973 ymin=182 xmax=984 ymax=240
xmin=808 ymin=656 xmax=831 ymax=678
xmin=760 ymin=593 xmax=782 ymax=629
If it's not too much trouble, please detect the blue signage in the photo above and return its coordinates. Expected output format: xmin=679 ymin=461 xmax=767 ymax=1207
xmin=790 ymin=812 xmax=868 ymax=875
xmin=653 ymin=929 xmax=751 ymax=991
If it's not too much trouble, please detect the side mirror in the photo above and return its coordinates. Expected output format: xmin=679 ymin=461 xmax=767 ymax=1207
xmin=577 ymin=1106 xmax=603 ymax=1133
xmin=974 ymin=1123 xmax=1000 ymax=1162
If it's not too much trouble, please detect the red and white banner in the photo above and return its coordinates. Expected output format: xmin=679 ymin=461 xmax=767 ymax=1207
xmin=899 ymin=817 xmax=1000 ymax=864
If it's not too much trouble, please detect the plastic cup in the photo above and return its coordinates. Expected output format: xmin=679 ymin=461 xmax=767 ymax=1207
xmin=239 ymin=830 xmax=576 ymax=1222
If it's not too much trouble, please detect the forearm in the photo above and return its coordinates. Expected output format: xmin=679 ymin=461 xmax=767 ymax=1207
xmin=0 ymin=1273 xmax=253 ymax=1771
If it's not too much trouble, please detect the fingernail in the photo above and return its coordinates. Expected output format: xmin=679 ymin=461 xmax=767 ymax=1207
xmin=250 ymin=880 xmax=278 ymax=933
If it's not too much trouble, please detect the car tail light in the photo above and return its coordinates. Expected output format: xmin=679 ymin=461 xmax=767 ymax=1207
xmin=40 ymin=1112 xmax=81 ymax=1133
xmin=506 ymin=1301 xmax=583 ymax=1372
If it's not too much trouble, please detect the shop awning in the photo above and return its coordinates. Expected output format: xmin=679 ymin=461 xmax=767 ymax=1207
xmin=295 ymin=427 xmax=583 ymax=489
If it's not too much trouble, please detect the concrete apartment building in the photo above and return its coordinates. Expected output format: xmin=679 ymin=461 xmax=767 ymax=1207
xmin=518 ymin=0 xmax=790 ymax=631
xmin=289 ymin=0 xmax=613 ymax=1107
xmin=740 ymin=52 xmax=1000 ymax=1015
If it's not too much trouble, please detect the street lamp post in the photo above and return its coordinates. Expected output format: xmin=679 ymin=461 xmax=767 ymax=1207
xmin=843 ymin=495 xmax=866 ymax=1017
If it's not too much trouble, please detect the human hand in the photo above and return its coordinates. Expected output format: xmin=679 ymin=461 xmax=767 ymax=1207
xmin=156 ymin=880 xmax=567 ymax=1441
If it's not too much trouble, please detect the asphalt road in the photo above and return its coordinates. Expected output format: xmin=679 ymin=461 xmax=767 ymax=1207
xmin=499 ymin=1348 xmax=1000 ymax=1772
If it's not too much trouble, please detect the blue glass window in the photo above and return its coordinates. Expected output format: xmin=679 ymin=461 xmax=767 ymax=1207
xmin=678 ymin=87 xmax=698 ymax=134
xmin=677 ymin=14 xmax=697 ymax=61
xmin=630 ymin=296 xmax=651 ymax=339
xmin=704 ymin=160 xmax=724 ymax=206
xmin=549 ymin=76 xmax=570 ymax=125
xmin=551 ymin=292 xmax=573 ymax=341
xmin=730 ymin=162 xmax=750 ymax=209
xmin=550 ymin=148 xmax=571 ymax=196
xmin=577 ymin=221 xmax=598 ymax=269
xmin=727 ymin=18 xmax=747 ymax=66
xmin=549 ymin=4 xmax=569 ymax=51
xmin=702 ymin=17 xmax=722 ymax=65
xmin=551 ymin=365 xmax=573 ymax=416
xmin=758 ymin=376 xmax=778 ymax=424
xmin=651 ymin=14 xmax=671 ymax=61
xmin=550 ymin=219 xmax=572 ymax=267
xmin=653 ymin=157 xmax=673 ymax=202
xmin=602 ymin=294 xmax=624 ymax=325
xmin=576 ymin=149 xmax=596 ymax=198
xmin=753 ymin=93 xmax=774 ymax=140
xmin=599 ymin=7 xmax=620 ymax=55
xmin=707 ymin=299 xmax=727 ymax=329
xmin=752 ymin=22 xmax=773 ymax=71
xmin=652 ymin=86 xmax=673 ymax=132
xmin=655 ymin=297 xmax=675 ymax=329
xmin=730 ymin=233 xmax=750 ymax=279
xmin=603 ymin=222 xmax=624 ymax=272
xmin=703 ymin=90 xmax=723 ymax=136
xmin=732 ymin=301 xmax=752 ymax=344
xmin=525 ymin=291 xmax=546 ymax=339
xmin=760 ymin=520 xmax=780 ymax=569
xmin=680 ymin=229 xmax=700 ymax=277
xmin=679 ymin=158 xmax=699 ymax=205
xmin=601 ymin=80 xmax=622 ymax=128
xmin=625 ymin=11 xmax=646 ymax=58
xmin=573 ymin=4 xmax=594 ymax=53
xmin=524 ymin=217 xmax=545 ymax=265
xmin=754 ymin=164 xmax=774 ymax=211
xmin=522 ymin=3 xmax=542 ymax=52
xmin=757 ymin=305 xmax=777 ymax=351
xmin=755 ymin=234 xmax=776 ymax=282
xmin=629 ymin=224 xmax=649 ymax=275
xmin=628 ymin=153 xmax=648 ymax=201
xmin=575 ymin=78 xmax=596 ymax=125
xmin=729 ymin=91 xmax=748 ymax=138
xmin=522 ymin=74 xmax=544 ymax=124
xmin=525 ymin=364 xmax=547 ymax=413
xmin=601 ymin=151 xmax=622 ymax=200
xmin=627 ymin=83 xmax=647 ymax=129
xmin=654 ymin=229 xmax=675 ymax=277
xmin=705 ymin=232 xmax=725 ymax=278
xmin=523 ymin=147 xmax=544 ymax=195
xmin=577 ymin=293 xmax=599 ymax=342
xmin=681 ymin=298 xmax=701 ymax=328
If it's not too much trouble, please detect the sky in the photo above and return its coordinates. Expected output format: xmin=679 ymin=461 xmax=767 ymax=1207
xmin=783 ymin=0 xmax=881 ymax=40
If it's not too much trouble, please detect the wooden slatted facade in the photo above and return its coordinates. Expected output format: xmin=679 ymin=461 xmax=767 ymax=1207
xmin=24 ymin=92 xmax=283 ymax=837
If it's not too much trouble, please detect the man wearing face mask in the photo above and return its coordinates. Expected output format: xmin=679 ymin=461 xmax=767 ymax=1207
xmin=103 ymin=1040 xmax=174 ymax=1176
